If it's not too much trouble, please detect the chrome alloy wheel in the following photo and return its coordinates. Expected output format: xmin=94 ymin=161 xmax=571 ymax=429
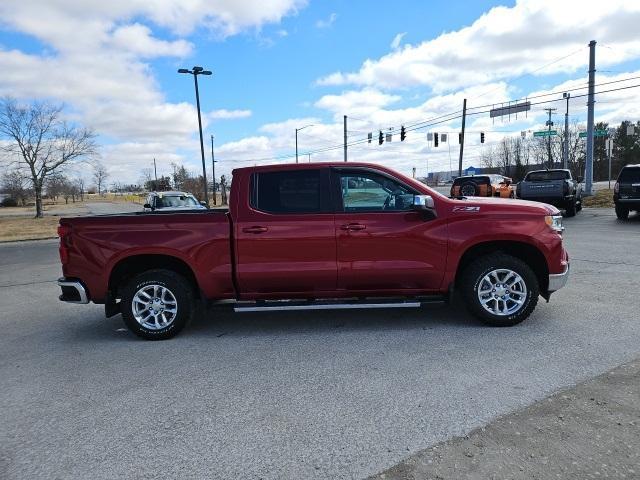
xmin=132 ymin=284 xmax=178 ymax=330
xmin=477 ymin=268 xmax=527 ymax=316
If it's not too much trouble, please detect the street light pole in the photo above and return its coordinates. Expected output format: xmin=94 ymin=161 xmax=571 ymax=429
xmin=295 ymin=124 xmax=314 ymax=164
xmin=210 ymin=134 xmax=217 ymax=206
xmin=178 ymin=66 xmax=212 ymax=207
xmin=563 ymin=93 xmax=570 ymax=169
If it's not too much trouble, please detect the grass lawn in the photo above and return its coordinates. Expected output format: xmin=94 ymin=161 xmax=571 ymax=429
xmin=583 ymin=189 xmax=614 ymax=208
xmin=0 ymin=216 xmax=60 ymax=242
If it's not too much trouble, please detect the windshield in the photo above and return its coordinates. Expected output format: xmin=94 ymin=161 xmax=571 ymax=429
xmin=156 ymin=195 xmax=199 ymax=208
xmin=525 ymin=171 xmax=569 ymax=181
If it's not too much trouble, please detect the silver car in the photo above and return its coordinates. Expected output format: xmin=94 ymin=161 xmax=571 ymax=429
xmin=143 ymin=191 xmax=207 ymax=211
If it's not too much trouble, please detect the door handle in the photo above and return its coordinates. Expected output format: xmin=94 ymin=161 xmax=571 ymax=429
xmin=340 ymin=223 xmax=366 ymax=231
xmin=242 ymin=226 xmax=268 ymax=234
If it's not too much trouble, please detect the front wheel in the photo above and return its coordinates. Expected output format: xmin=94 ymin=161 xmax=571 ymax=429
xmin=121 ymin=269 xmax=194 ymax=340
xmin=460 ymin=253 xmax=539 ymax=327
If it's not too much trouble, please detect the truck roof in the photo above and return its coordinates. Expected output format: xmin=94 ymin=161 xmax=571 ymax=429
xmin=232 ymin=161 xmax=392 ymax=175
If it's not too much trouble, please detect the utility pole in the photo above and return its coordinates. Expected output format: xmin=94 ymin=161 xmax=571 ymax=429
xmin=563 ymin=93 xmax=570 ymax=169
xmin=544 ymin=108 xmax=557 ymax=169
xmin=585 ymin=40 xmax=596 ymax=195
xmin=458 ymin=98 xmax=467 ymax=177
xmin=295 ymin=124 xmax=314 ymax=164
xmin=343 ymin=115 xmax=348 ymax=162
xmin=606 ymin=136 xmax=613 ymax=189
xmin=210 ymin=134 xmax=217 ymax=206
xmin=153 ymin=158 xmax=158 ymax=183
xmin=308 ymin=153 xmax=311 ymax=163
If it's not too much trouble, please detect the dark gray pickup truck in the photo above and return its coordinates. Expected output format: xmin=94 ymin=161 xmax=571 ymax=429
xmin=516 ymin=169 xmax=583 ymax=217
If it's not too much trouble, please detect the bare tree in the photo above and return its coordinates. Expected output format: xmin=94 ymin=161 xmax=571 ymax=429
xmin=0 ymin=98 xmax=97 ymax=218
xmin=74 ymin=177 xmax=86 ymax=201
xmin=93 ymin=162 xmax=109 ymax=196
xmin=1 ymin=169 xmax=31 ymax=206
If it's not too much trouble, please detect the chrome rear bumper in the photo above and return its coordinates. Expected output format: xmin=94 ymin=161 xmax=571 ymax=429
xmin=548 ymin=264 xmax=570 ymax=292
xmin=57 ymin=278 xmax=89 ymax=304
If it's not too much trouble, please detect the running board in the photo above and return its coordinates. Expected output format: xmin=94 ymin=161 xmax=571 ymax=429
xmin=233 ymin=297 xmax=444 ymax=313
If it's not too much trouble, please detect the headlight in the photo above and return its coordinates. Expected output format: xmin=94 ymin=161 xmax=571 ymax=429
xmin=545 ymin=215 xmax=564 ymax=233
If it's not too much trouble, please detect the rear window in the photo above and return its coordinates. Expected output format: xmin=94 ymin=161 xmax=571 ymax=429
xmin=525 ymin=171 xmax=570 ymax=181
xmin=618 ymin=167 xmax=640 ymax=183
xmin=251 ymin=170 xmax=328 ymax=214
xmin=453 ymin=176 xmax=490 ymax=186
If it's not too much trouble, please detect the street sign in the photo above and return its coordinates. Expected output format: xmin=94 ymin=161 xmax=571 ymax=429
xmin=533 ymin=130 xmax=557 ymax=137
xmin=489 ymin=101 xmax=531 ymax=118
xmin=579 ymin=129 xmax=608 ymax=138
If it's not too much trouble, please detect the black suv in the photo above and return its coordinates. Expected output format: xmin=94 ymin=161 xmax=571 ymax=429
xmin=614 ymin=164 xmax=640 ymax=220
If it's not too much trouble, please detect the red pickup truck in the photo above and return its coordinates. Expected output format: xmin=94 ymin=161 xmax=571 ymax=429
xmin=57 ymin=162 xmax=569 ymax=339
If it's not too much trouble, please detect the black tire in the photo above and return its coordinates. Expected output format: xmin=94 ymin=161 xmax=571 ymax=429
xmin=576 ymin=196 xmax=583 ymax=212
xmin=565 ymin=199 xmax=577 ymax=217
xmin=615 ymin=204 xmax=629 ymax=220
xmin=460 ymin=182 xmax=479 ymax=197
xmin=509 ymin=191 xmax=515 ymax=199
xmin=121 ymin=269 xmax=194 ymax=340
xmin=460 ymin=253 xmax=539 ymax=327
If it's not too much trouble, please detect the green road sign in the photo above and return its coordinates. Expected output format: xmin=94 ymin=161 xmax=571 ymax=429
xmin=579 ymin=129 xmax=608 ymax=138
xmin=533 ymin=130 xmax=557 ymax=137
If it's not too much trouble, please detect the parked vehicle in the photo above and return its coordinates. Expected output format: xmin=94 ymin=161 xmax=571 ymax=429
xmin=516 ymin=169 xmax=583 ymax=217
xmin=57 ymin=162 xmax=569 ymax=340
xmin=450 ymin=175 xmax=515 ymax=198
xmin=144 ymin=191 xmax=206 ymax=211
xmin=614 ymin=164 xmax=640 ymax=220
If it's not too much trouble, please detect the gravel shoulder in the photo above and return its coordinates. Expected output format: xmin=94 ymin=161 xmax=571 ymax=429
xmin=371 ymin=357 xmax=640 ymax=480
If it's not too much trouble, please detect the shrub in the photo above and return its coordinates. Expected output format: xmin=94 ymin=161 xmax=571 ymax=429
xmin=1 ymin=197 xmax=18 ymax=207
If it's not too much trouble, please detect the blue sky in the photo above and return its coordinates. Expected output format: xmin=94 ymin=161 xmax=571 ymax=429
xmin=1 ymin=0 xmax=640 ymax=183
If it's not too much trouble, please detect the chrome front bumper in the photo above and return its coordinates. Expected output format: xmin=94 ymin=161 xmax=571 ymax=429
xmin=57 ymin=278 xmax=89 ymax=304
xmin=548 ymin=264 xmax=570 ymax=292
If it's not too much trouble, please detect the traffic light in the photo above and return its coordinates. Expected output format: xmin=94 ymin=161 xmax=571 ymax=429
xmin=400 ymin=126 xmax=406 ymax=141
xmin=480 ymin=132 xmax=485 ymax=143
xmin=378 ymin=130 xmax=384 ymax=145
xmin=368 ymin=132 xmax=372 ymax=143
xmin=434 ymin=132 xmax=439 ymax=147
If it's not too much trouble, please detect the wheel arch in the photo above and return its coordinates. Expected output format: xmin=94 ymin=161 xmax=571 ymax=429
xmin=108 ymin=254 xmax=200 ymax=300
xmin=455 ymin=241 xmax=549 ymax=293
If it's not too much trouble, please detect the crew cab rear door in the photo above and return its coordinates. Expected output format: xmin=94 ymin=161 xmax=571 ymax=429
xmin=331 ymin=167 xmax=446 ymax=292
xmin=234 ymin=168 xmax=337 ymax=295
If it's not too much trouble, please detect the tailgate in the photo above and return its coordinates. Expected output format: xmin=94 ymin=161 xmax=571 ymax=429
xmin=519 ymin=180 xmax=564 ymax=199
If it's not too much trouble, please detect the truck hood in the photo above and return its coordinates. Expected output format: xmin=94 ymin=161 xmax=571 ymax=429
xmin=448 ymin=196 xmax=560 ymax=215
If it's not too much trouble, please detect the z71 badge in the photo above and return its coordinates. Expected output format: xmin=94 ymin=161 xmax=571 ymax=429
xmin=452 ymin=206 xmax=481 ymax=212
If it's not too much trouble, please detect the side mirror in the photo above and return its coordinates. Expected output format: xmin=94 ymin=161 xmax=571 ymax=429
xmin=577 ymin=176 xmax=584 ymax=183
xmin=200 ymin=201 xmax=208 ymax=207
xmin=411 ymin=194 xmax=435 ymax=211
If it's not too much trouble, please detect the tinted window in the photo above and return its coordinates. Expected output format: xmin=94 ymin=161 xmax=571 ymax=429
xmin=339 ymin=171 xmax=415 ymax=212
xmin=453 ymin=176 xmax=490 ymax=186
xmin=526 ymin=171 xmax=570 ymax=181
xmin=252 ymin=170 xmax=326 ymax=213
xmin=618 ymin=167 xmax=640 ymax=183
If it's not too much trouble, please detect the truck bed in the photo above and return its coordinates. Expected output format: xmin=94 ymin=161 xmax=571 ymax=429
xmin=60 ymin=209 xmax=234 ymax=302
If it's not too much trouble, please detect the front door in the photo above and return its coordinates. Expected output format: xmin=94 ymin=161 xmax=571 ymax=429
xmin=235 ymin=168 xmax=337 ymax=295
xmin=333 ymin=168 xmax=447 ymax=292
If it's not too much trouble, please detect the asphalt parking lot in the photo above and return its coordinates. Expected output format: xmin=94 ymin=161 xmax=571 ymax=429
xmin=1 ymin=208 xmax=639 ymax=479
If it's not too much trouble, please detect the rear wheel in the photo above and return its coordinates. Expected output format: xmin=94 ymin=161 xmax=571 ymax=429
xmin=576 ymin=195 xmax=583 ymax=211
xmin=460 ymin=253 xmax=539 ymax=327
xmin=460 ymin=182 xmax=479 ymax=196
xmin=615 ymin=204 xmax=629 ymax=220
xmin=565 ymin=199 xmax=577 ymax=217
xmin=121 ymin=269 xmax=194 ymax=340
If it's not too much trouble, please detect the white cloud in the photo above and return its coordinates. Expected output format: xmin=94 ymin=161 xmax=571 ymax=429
xmin=209 ymin=109 xmax=253 ymax=120
xmin=0 ymin=0 xmax=304 ymax=182
xmin=390 ymin=32 xmax=406 ymax=50
xmin=315 ymin=12 xmax=337 ymax=29
xmin=316 ymin=0 xmax=640 ymax=92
